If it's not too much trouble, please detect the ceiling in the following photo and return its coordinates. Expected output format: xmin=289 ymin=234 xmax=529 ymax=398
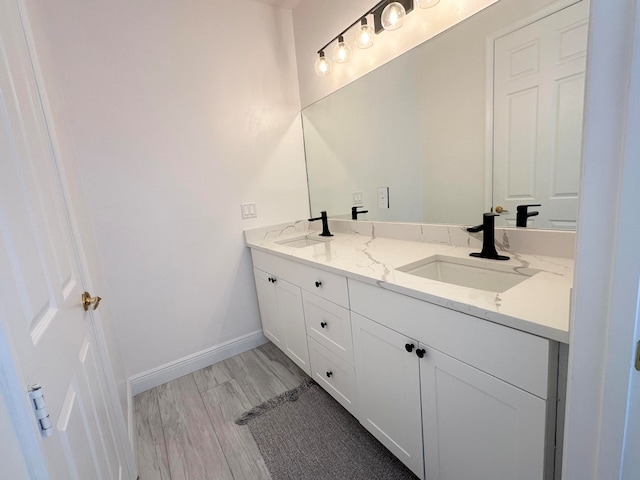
xmin=253 ymin=0 xmax=302 ymax=9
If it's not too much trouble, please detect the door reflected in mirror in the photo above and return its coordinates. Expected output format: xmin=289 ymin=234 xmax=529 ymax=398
xmin=303 ymin=0 xmax=588 ymax=230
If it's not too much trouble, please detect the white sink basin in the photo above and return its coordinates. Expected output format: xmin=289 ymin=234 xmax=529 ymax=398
xmin=276 ymin=235 xmax=326 ymax=248
xmin=397 ymin=255 xmax=540 ymax=293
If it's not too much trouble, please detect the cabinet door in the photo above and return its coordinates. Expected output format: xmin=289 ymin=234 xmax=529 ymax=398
xmin=420 ymin=346 xmax=547 ymax=480
xmin=254 ymin=268 xmax=283 ymax=348
xmin=352 ymin=313 xmax=424 ymax=479
xmin=277 ymin=278 xmax=311 ymax=376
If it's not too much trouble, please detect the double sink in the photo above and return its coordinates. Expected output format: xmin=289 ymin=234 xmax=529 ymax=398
xmin=276 ymin=235 xmax=539 ymax=294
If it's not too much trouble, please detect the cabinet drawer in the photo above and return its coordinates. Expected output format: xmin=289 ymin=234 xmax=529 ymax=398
xmin=251 ymin=249 xmax=349 ymax=307
xmin=308 ymin=337 xmax=357 ymax=416
xmin=349 ymin=279 xmax=552 ymax=399
xmin=303 ymin=291 xmax=353 ymax=364
xmin=295 ymin=262 xmax=349 ymax=308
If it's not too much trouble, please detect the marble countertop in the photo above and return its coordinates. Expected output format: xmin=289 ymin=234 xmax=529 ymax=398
xmin=245 ymin=221 xmax=573 ymax=344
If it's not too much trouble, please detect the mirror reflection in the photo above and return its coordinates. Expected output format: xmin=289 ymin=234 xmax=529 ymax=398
xmin=303 ymin=0 xmax=588 ymax=230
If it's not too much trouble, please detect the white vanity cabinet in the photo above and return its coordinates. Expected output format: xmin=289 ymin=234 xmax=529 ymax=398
xmin=249 ymin=246 xmax=561 ymax=480
xmin=352 ymin=312 xmax=424 ymax=478
xmin=420 ymin=345 xmax=547 ymax=480
xmin=253 ymin=268 xmax=310 ymax=375
xmin=251 ymin=249 xmax=355 ymax=411
xmin=350 ymin=279 xmax=556 ymax=480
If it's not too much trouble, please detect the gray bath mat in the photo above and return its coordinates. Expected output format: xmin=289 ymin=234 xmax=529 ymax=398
xmin=236 ymin=380 xmax=418 ymax=480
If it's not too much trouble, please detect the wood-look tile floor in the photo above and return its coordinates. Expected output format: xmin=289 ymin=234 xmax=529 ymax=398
xmin=135 ymin=342 xmax=310 ymax=480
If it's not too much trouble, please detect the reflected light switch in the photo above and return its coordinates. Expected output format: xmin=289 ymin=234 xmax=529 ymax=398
xmin=377 ymin=187 xmax=389 ymax=209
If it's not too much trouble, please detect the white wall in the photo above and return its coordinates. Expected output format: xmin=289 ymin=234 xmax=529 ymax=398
xmin=24 ymin=0 xmax=309 ymax=379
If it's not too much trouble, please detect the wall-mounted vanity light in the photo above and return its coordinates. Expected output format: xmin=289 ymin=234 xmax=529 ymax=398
xmin=355 ymin=18 xmax=375 ymax=49
xmin=314 ymin=51 xmax=332 ymax=76
xmin=333 ymin=35 xmax=352 ymax=63
xmin=315 ymin=0 xmax=427 ymax=76
xmin=380 ymin=1 xmax=407 ymax=30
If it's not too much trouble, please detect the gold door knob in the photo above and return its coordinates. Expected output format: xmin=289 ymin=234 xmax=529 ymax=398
xmin=82 ymin=292 xmax=102 ymax=311
xmin=495 ymin=205 xmax=508 ymax=213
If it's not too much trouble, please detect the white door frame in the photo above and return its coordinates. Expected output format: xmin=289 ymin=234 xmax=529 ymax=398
xmin=564 ymin=0 xmax=640 ymax=478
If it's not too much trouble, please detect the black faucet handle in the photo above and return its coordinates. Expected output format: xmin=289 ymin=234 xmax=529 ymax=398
xmin=308 ymin=211 xmax=333 ymax=237
xmin=351 ymin=206 xmax=369 ymax=220
xmin=516 ymin=204 xmax=541 ymax=228
xmin=516 ymin=204 xmax=541 ymax=211
xmin=308 ymin=210 xmax=327 ymax=222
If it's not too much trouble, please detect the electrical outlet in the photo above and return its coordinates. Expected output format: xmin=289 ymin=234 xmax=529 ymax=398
xmin=352 ymin=191 xmax=363 ymax=205
xmin=377 ymin=187 xmax=389 ymax=209
xmin=240 ymin=202 xmax=257 ymax=219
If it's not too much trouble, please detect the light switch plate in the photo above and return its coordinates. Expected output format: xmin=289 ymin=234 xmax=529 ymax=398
xmin=241 ymin=202 xmax=257 ymax=219
xmin=377 ymin=187 xmax=389 ymax=209
xmin=353 ymin=191 xmax=363 ymax=205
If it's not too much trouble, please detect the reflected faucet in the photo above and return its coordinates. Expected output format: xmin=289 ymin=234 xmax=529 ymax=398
xmin=516 ymin=204 xmax=541 ymax=227
xmin=351 ymin=206 xmax=369 ymax=220
xmin=309 ymin=210 xmax=333 ymax=237
xmin=467 ymin=212 xmax=510 ymax=260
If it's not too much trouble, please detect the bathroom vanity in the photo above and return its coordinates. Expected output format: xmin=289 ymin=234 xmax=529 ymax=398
xmin=245 ymin=219 xmax=573 ymax=480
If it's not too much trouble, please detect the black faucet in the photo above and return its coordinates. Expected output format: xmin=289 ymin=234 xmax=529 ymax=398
xmin=308 ymin=210 xmax=333 ymax=237
xmin=516 ymin=204 xmax=541 ymax=227
xmin=467 ymin=212 xmax=510 ymax=260
xmin=351 ymin=206 xmax=369 ymax=220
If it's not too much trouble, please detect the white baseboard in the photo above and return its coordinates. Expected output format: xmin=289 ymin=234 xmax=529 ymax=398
xmin=129 ymin=330 xmax=268 ymax=396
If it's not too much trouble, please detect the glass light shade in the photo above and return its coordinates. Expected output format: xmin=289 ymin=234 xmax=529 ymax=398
xmin=355 ymin=19 xmax=375 ymax=49
xmin=314 ymin=52 xmax=332 ymax=76
xmin=332 ymin=35 xmax=352 ymax=63
xmin=418 ymin=0 xmax=440 ymax=8
xmin=381 ymin=2 xmax=406 ymax=31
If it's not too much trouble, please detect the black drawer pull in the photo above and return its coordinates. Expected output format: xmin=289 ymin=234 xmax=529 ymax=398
xmin=321 ymin=322 xmax=327 ymax=328
xmin=416 ymin=348 xmax=426 ymax=359
xmin=326 ymin=371 xmax=333 ymax=378
xmin=405 ymin=343 xmax=415 ymax=353
xmin=315 ymin=281 xmax=322 ymax=288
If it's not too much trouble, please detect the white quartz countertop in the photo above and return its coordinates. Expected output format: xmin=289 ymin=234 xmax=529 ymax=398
xmin=245 ymin=223 xmax=573 ymax=344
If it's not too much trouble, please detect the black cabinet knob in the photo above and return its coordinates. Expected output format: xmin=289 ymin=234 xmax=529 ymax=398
xmin=405 ymin=343 xmax=415 ymax=353
xmin=416 ymin=348 xmax=426 ymax=358
xmin=315 ymin=281 xmax=322 ymax=288
xmin=321 ymin=322 xmax=327 ymax=328
xmin=268 ymin=277 xmax=276 ymax=283
xmin=326 ymin=371 xmax=333 ymax=378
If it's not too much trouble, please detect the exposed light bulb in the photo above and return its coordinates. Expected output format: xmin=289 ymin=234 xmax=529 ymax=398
xmin=355 ymin=17 xmax=375 ymax=49
xmin=381 ymin=1 xmax=406 ymax=31
xmin=332 ymin=35 xmax=352 ymax=63
xmin=418 ymin=0 xmax=440 ymax=8
xmin=314 ymin=51 xmax=332 ymax=76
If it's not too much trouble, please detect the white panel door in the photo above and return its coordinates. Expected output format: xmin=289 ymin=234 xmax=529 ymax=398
xmin=493 ymin=1 xmax=589 ymax=229
xmin=420 ymin=345 xmax=547 ymax=480
xmin=352 ymin=313 xmax=424 ymax=479
xmin=0 ymin=1 xmax=126 ymax=478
